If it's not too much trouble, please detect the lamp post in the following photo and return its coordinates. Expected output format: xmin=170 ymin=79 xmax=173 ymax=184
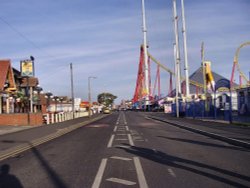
xmin=53 ymin=96 xmax=59 ymax=113
xmin=88 ymin=76 xmax=97 ymax=117
xmin=45 ymin=91 xmax=53 ymax=113
xmin=35 ymin=85 xmax=43 ymax=112
xmin=59 ymin=97 xmax=63 ymax=112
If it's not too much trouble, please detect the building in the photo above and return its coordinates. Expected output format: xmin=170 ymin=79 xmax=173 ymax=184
xmin=168 ymin=66 xmax=238 ymax=110
xmin=0 ymin=60 xmax=43 ymax=125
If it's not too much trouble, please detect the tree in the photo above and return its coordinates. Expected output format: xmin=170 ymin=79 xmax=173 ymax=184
xmin=97 ymin=92 xmax=117 ymax=107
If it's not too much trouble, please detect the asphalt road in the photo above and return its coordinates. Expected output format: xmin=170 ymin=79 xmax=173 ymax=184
xmin=0 ymin=111 xmax=249 ymax=188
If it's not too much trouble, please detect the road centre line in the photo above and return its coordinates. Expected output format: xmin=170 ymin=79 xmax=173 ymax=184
xmin=107 ymin=134 xmax=115 ymax=148
xmin=92 ymin=158 xmax=108 ymax=188
xmin=110 ymin=156 xmax=132 ymax=161
xmin=134 ymin=157 xmax=148 ymax=188
xmin=128 ymin=134 xmax=134 ymax=146
xmin=115 ymin=138 xmax=128 ymax=141
xmin=168 ymin=168 xmax=176 ymax=178
xmin=117 ymin=130 xmax=125 ymax=132
xmin=113 ymin=126 xmax=118 ymax=132
xmin=106 ymin=178 xmax=136 ymax=185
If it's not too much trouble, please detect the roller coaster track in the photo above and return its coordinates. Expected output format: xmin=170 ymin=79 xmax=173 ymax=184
xmin=148 ymin=52 xmax=204 ymax=89
xmin=230 ymin=41 xmax=250 ymax=89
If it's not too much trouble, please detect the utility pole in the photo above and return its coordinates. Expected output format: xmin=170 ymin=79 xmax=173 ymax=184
xmin=173 ymin=0 xmax=181 ymax=117
xmin=88 ymin=76 xmax=97 ymax=117
xmin=181 ymin=0 xmax=190 ymax=98
xmin=70 ymin=63 xmax=75 ymax=119
xmin=141 ymin=0 xmax=150 ymax=109
xmin=201 ymin=42 xmax=207 ymax=96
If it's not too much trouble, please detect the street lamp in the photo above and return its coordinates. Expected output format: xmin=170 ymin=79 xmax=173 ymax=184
xmin=59 ymin=97 xmax=64 ymax=112
xmin=45 ymin=91 xmax=53 ymax=113
xmin=88 ymin=76 xmax=97 ymax=117
xmin=53 ymin=96 xmax=59 ymax=113
xmin=34 ymin=85 xmax=43 ymax=112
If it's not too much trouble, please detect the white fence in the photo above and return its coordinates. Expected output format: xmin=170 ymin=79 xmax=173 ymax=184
xmin=44 ymin=111 xmax=89 ymax=124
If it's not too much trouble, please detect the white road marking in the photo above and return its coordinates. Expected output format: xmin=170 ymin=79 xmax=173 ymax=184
xmin=107 ymin=135 xmax=115 ymax=148
xmin=110 ymin=156 xmax=132 ymax=161
xmin=168 ymin=168 xmax=176 ymax=177
xmin=133 ymin=157 xmax=148 ymax=188
xmin=92 ymin=158 xmax=107 ymax=188
xmin=128 ymin=134 xmax=134 ymax=146
xmin=113 ymin=126 xmax=118 ymax=132
xmin=116 ymin=133 xmax=127 ymax=136
xmin=106 ymin=178 xmax=136 ymax=185
xmin=115 ymin=145 xmax=131 ymax=149
xmin=115 ymin=138 xmax=128 ymax=141
xmin=125 ymin=126 xmax=129 ymax=131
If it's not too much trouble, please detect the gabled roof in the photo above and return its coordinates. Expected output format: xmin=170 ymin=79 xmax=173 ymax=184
xmin=188 ymin=67 xmax=238 ymax=93
xmin=0 ymin=60 xmax=16 ymax=91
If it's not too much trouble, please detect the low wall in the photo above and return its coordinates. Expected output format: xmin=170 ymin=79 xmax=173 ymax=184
xmin=0 ymin=113 xmax=43 ymax=126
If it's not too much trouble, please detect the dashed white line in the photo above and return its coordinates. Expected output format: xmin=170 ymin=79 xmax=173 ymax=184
xmin=133 ymin=157 xmax=148 ymax=188
xmin=128 ymin=134 xmax=134 ymax=146
xmin=115 ymin=138 xmax=128 ymax=141
xmin=110 ymin=156 xmax=132 ymax=161
xmin=107 ymin=134 xmax=115 ymax=148
xmin=92 ymin=158 xmax=107 ymax=188
xmin=125 ymin=126 xmax=129 ymax=131
xmin=106 ymin=178 xmax=136 ymax=185
xmin=113 ymin=126 xmax=118 ymax=132
xmin=168 ymin=168 xmax=176 ymax=178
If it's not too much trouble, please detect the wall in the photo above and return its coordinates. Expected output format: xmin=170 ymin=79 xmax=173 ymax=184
xmin=0 ymin=113 xmax=43 ymax=126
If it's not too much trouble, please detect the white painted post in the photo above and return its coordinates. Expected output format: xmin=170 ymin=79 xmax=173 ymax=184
xmin=51 ymin=113 xmax=54 ymax=124
xmin=46 ymin=113 xmax=50 ymax=124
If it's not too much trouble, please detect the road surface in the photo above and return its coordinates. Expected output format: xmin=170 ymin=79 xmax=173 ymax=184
xmin=0 ymin=111 xmax=249 ymax=188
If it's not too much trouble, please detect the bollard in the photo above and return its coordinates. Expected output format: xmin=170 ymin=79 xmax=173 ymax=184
xmin=51 ymin=113 xmax=54 ymax=124
xmin=46 ymin=114 xmax=50 ymax=124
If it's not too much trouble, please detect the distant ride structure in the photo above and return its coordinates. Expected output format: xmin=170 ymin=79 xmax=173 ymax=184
xmin=230 ymin=41 xmax=250 ymax=89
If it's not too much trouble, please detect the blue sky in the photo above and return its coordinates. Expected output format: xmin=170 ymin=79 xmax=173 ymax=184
xmin=0 ymin=0 xmax=249 ymax=104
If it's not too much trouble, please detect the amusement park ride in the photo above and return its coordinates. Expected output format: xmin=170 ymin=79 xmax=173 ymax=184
xmin=133 ymin=0 xmax=250 ymax=113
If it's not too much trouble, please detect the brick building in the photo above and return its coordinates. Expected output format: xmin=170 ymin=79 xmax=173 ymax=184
xmin=0 ymin=59 xmax=43 ymax=125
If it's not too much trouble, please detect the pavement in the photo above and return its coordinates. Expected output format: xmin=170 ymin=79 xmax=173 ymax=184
xmin=145 ymin=112 xmax=250 ymax=149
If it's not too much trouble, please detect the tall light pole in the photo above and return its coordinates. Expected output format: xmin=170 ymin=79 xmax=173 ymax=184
xmin=141 ymin=0 xmax=150 ymax=109
xmin=88 ymin=76 xmax=97 ymax=117
xmin=173 ymin=0 xmax=181 ymax=117
xmin=181 ymin=0 xmax=190 ymax=98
